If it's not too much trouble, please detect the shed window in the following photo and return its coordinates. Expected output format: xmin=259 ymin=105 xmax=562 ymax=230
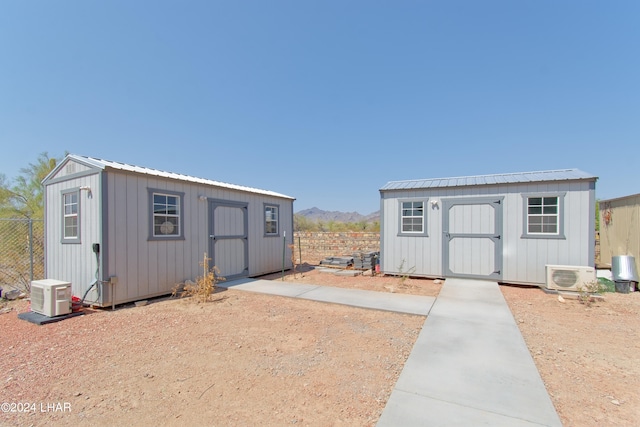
xmin=522 ymin=193 xmax=565 ymax=239
xmin=149 ymin=189 xmax=184 ymax=240
xmin=62 ymin=191 xmax=80 ymax=242
xmin=527 ymin=197 xmax=558 ymax=234
xmin=400 ymin=200 xmax=426 ymax=234
xmin=265 ymin=204 xmax=279 ymax=236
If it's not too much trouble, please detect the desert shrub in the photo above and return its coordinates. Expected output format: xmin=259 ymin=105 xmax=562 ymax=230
xmin=577 ymin=280 xmax=608 ymax=307
xmin=172 ymin=253 xmax=224 ymax=303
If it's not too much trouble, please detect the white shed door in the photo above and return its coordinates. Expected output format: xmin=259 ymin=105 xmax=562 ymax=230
xmin=442 ymin=197 xmax=503 ymax=280
xmin=209 ymin=200 xmax=249 ymax=280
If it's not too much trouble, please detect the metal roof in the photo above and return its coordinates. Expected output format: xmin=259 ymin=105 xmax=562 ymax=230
xmin=598 ymin=192 xmax=640 ymax=204
xmin=62 ymin=154 xmax=295 ymax=200
xmin=380 ymin=169 xmax=597 ymax=191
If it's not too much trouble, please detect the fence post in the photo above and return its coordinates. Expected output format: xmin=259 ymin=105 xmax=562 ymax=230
xmin=29 ymin=218 xmax=34 ymax=282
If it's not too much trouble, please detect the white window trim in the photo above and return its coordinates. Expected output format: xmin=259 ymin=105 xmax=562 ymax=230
xmin=398 ymin=198 xmax=429 ymax=237
xmin=61 ymin=189 xmax=81 ymax=243
xmin=264 ymin=203 xmax=280 ymax=236
xmin=148 ymin=188 xmax=185 ymax=241
xmin=522 ymin=193 xmax=566 ymax=239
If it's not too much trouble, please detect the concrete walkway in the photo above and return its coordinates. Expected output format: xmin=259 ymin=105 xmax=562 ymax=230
xmin=221 ymin=277 xmax=562 ymax=426
xmin=377 ymin=278 xmax=562 ymax=426
xmin=220 ymin=277 xmax=435 ymax=316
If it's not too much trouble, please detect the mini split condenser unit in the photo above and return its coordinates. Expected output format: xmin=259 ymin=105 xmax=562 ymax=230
xmin=545 ymin=265 xmax=596 ymax=291
xmin=31 ymin=279 xmax=72 ymax=317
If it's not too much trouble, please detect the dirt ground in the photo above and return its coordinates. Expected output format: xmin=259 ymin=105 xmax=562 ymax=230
xmin=1 ymin=265 xmax=639 ymax=426
xmin=502 ymin=284 xmax=640 ymax=427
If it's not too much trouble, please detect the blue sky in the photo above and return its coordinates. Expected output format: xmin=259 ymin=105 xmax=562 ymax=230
xmin=1 ymin=1 xmax=638 ymax=214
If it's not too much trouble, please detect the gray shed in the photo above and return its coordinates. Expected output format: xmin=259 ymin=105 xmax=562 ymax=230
xmin=42 ymin=154 xmax=295 ymax=307
xmin=379 ymin=169 xmax=597 ymax=286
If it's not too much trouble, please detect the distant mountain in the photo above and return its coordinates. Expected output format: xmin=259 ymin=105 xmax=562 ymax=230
xmin=296 ymin=207 xmax=380 ymax=223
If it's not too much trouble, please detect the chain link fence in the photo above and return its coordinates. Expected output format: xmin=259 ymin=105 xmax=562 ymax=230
xmin=0 ymin=218 xmax=44 ymax=294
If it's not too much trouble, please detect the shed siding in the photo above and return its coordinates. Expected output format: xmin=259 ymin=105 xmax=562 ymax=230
xmin=599 ymin=194 xmax=640 ymax=276
xmin=381 ymin=180 xmax=594 ymax=285
xmin=44 ymin=171 xmax=102 ymax=299
xmin=98 ymin=171 xmax=293 ymax=305
xmin=44 ymin=156 xmax=294 ymax=306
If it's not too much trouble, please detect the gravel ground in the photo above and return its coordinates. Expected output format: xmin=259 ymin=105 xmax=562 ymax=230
xmin=502 ymin=285 xmax=640 ymax=427
xmin=0 ymin=268 xmax=430 ymax=427
xmin=1 ymin=265 xmax=639 ymax=426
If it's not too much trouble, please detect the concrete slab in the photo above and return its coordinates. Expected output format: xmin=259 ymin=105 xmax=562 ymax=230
xmin=220 ymin=279 xmax=321 ymax=298
xmin=378 ymin=278 xmax=562 ymax=427
xmin=316 ymin=267 xmax=339 ymax=274
xmin=300 ymin=286 xmax=434 ymax=316
xmin=221 ymin=279 xmax=435 ymax=316
xmin=331 ymin=269 xmax=362 ymax=277
xmin=379 ymin=389 xmax=547 ymax=427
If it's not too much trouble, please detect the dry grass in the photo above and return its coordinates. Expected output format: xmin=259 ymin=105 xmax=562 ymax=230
xmin=172 ymin=253 xmax=225 ymax=303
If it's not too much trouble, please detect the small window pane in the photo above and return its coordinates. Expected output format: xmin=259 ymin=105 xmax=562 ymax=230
xmin=543 ymin=223 xmax=557 ymax=233
xmin=528 ymin=206 xmax=542 ymax=215
xmin=529 ymin=216 xmax=542 ymax=225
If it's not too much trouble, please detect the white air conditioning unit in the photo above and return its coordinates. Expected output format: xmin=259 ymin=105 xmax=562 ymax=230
xmin=31 ymin=279 xmax=72 ymax=317
xmin=545 ymin=265 xmax=596 ymax=291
